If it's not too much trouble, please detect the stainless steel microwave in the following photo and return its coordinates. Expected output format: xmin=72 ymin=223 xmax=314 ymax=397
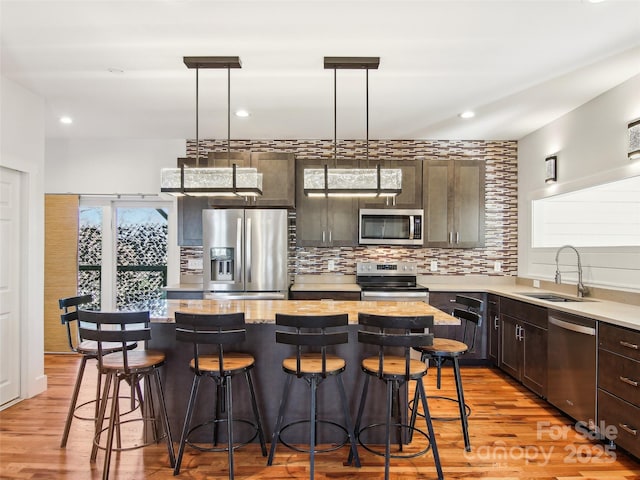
xmin=359 ymin=209 xmax=424 ymax=246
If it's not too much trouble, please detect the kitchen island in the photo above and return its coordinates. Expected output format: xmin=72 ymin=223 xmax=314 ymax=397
xmin=145 ymin=299 xmax=458 ymax=444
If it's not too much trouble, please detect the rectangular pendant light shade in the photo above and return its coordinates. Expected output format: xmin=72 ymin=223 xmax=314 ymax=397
xmin=303 ymin=164 xmax=402 ymax=197
xmin=629 ymin=119 xmax=640 ymax=160
xmin=161 ymin=165 xmax=263 ymax=197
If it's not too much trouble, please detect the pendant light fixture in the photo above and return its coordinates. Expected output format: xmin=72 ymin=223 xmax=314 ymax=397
xmin=161 ymin=56 xmax=262 ymax=197
xmin=303 ymin=56 xmax=402 ymax=198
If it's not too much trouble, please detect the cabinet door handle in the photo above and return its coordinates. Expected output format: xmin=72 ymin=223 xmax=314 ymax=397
xmin=456 ymin=232 xmax=460 ymax=244
xmin=329 ymin=230 xmax=332 ymax=243
xmin=619 ymin=376 xmax=639 ymax=387
xmin=494 ymin=315 xmax=499 ymax=329
xmin=448 ymin=232 xmax=454 ymax=243
xmin=322 ymin=231 xmax=325 ymax=243
xmin=618 ymin=423 xmax=638 ymax=436
xmin=620 ymin=340 xmax=639 ymax=350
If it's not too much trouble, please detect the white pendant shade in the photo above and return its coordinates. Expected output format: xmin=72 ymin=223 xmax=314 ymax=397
xmin=161 ymin=166 xmax=263 ymax=196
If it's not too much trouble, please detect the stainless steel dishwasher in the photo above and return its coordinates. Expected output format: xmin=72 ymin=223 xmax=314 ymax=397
xmin=547 ymin=310 xmax=598 ymax=430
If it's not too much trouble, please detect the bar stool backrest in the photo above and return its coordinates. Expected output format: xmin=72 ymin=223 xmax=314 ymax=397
xmin=174 ymin=312 xmax=246 ymax=374
xmin=275 ymin=313 xmax=349 ymax=378
xmin=78 ymin=310 xmax=151 ymax=374
xmin=59 ymin=294 xmax=94 ymax=352
xmin=357 ymin=313 xmax=434 ymax=380
xmin=452 ymin=295 xmax=483 ymax=352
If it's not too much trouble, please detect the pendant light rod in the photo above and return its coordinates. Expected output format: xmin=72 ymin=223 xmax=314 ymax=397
xmin=227 ymin=66 xmax=231 ymax=164
xmin=366 ymin=67 xmax=369 ymax=167
xmin=334 ymin=67 xmax=337 ymax=166
xmin=195 ymin=67 xmax=200 ymax=168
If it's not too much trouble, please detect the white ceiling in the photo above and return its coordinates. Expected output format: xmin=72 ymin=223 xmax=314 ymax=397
xmin=2 ymin=0 xmax=640 ymax=141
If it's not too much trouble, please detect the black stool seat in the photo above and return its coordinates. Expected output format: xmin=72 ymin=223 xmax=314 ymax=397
xmin=267 ymin=313 xmax=360 ymax=480
xmin=173 ymin=312 xmax=267 ymax=480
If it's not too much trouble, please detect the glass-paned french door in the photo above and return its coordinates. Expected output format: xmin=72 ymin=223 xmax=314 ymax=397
xmin=78 ymin=197 xmax=172 ymax=311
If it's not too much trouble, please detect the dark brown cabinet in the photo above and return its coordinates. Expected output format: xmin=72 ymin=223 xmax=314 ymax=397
xmin=177 ymin=196 xmax=209 ymax=246
xmin=359 ymin=159 xmax=423 ymax=209
xmin=598 ymin=323 xmax=640 ymax=459
xmin=487 ymin=294 xmax=500 ymax=366
xmin=295 ymin=158 xmax=359 ymax=247
xmin=499 ymin=298 xmax=547 ymax=397
xmin=428 ymin=291 xmax=487 ymax=363
xmin=206 ymin=152 xmax=295 ymax=207
xmin=423 ymin=159 xmax=485 ymax=248
xmin=288 ymin=290 xmax=361 ymax=301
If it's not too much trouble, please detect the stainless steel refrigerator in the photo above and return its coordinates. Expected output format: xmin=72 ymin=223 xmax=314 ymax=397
xmin=203 ymin=209 xmax=289 ymax=299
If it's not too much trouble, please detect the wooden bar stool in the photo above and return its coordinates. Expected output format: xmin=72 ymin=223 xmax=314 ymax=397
xmin=410 ymin=295 xmax=483 ymax=452
xmin=58 ymin=294 xmax=138 ymax=448
xmin=267 ymin=313 xmax=361 ymax=480
xmin=78 ymin=309 xmax=175 ymax=480
xmin=173 ymin=312 xmax=267 ymax=479
xmin=353 ymin=313 xmax=443 ymax=480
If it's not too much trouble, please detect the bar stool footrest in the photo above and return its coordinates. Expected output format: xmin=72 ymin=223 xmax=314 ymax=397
xmin=185 ymin=418 xmax=260 ymax=452
xmin=357 ymin=423 xmax=432 ymax=459
xmin=413 ymin=395 xmax=471 ymax=422
xmin=278 ymin=419 xmax=349 ymax=454
xmin=93 ymin=417 xmax=168 ymax=453
xmin=73 ymin=395 xmax=140 ymax=422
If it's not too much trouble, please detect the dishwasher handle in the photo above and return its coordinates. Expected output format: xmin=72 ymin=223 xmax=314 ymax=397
xmin=549 ymin=316 xmax=596 ymax=336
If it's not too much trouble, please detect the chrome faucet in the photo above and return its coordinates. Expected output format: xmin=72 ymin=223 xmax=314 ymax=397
xmin=554 ymin=245 xmax=589 ymax=298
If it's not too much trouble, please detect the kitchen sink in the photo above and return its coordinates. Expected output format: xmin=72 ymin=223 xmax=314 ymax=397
xmin=519 ymin=292 xmax=593 ymax=302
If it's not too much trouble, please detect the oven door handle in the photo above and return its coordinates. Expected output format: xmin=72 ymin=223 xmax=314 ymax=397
xmin=361 ymin=291 xmax=428 ymax=299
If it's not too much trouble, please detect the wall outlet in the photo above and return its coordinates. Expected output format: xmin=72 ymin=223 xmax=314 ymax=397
xmin=493 ymin=261 xmax=502 ymax=272
xmin=328 ymin=259 xmax=335 ymax=271
xmin=533 ymin=279 xmax=540 ymax=288
xmin=187 ymin=258 xmax=203 ymax=270
xmin=430 ymin=260 xmax=438 ymax=272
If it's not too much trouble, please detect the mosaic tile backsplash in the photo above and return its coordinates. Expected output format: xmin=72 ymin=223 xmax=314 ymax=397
xmin=180 ymin=139 xmax=517 ymax=279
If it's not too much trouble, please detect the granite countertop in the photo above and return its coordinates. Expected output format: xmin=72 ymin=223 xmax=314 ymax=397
xmin=139 ymin=299 xmax=459 ymax=325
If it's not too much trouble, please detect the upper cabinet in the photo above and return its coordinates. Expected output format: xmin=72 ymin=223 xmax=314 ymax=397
xmin=176 ymin=151 xmax=295 ymax=245
xmin=359 ymin=159 xmax=423 ymax=209
xmin=295 ymin=158 xmax=359 ymax=247
xmin=206 ymin=151 xmax=296 ymax=208
xmin=423 ymin=159 xmax=485 ymax=248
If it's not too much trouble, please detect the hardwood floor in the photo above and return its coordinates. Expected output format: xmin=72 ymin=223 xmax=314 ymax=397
xmin=1 ymin=354 xmax=638 ymax=479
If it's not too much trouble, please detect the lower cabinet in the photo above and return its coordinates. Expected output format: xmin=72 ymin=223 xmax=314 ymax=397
xmin=499 ymin=298 xmax=547 ymax=398
xmin=165 ymin=290 xmax=204 ymax=300
xmin=288 ymin=290 xmax=361 ymax=301
xmin=487 ymin=294 xmax=500 ymax=366
xmin=428 ymin=291 xmax=487 ymax=363
xmin=598 ymin=323 xmax=640 ymax=459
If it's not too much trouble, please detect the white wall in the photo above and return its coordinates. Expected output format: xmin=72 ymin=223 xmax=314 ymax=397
xmin=518 ymin=73 xmax=640 ymax=292
xmin=45 ymin=138 xmax=185 ymax=194
xmin=0 ymin=75 xmax=47 ymax=399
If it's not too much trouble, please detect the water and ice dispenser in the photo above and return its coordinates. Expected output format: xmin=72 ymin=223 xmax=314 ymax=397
xmin=209 ymin=247 xmax=234 ymax=282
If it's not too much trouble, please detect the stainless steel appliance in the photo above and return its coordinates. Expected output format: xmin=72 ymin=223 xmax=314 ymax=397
xmin=203 ymin=209 xmax=288 ymax=299
xmin=356 ymin=261 xmax=428 ymax=302
xmin=547 ymin=310 xmax=597 ymax=430
xmin=359 ymin=209 xmax=424 ymax=246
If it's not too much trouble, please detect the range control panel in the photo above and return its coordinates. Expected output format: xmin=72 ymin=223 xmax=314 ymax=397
xmin=356 ymin=262 xmax=419 ymax=276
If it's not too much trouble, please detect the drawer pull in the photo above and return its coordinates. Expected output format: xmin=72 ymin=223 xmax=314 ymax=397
xmin=620 ymin=340 xmax=639 ymax=350
xmin=619 ymin=376 xmax=639 ymax=387
xmin=618 ymin=423 xmax=638 ymax=436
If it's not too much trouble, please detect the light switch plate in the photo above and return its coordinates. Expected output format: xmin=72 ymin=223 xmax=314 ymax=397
xmin=187 ymin=258 xmax=203 ymax=270
xmin=328 ymin=259 xmax=335 ymax=271
xmin=430 ymin=260 xmax=438 ymax=272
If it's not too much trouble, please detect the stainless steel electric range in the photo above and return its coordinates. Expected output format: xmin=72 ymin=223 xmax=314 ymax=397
xmin=356 ymin=261 xmax=429 ymax=302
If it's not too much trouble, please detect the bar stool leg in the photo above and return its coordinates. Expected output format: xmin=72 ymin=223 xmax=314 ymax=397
xmin=92 ymin=372 xmax=113 ymax=462
xmin=245 ymin=371 xmax=267 ymax=456
xmin=102 ymin=375 xmax=122 ymax=480
xmin=336 ymin=374 xmax=360 ymax=468
xmin=452 ymin=357 xmax=471 ymax=451
xmin=267 ymin=374 xmax=293 ymax=465
xmin=416 ymin=378 xmax=444 ymax=480
xmin=309 ymin=376 xmax=317 ymax=480
xmin=384 ymin=379 xmax=393 ymax=480
xmin=153 ymin=369 xmax=175 ymax=467
xmin=174 ymin=375 xmax=201 ymax=475
xmin=348 ymin=374 xmax=370 ymax=465
xmin=225 ymin=376 xmax=235 ymax=480
xmin=60 ymin=355 xmax=89 ymax=448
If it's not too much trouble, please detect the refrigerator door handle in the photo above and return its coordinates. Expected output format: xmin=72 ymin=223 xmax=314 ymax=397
xmin=236 ymin=216 xmax=242 ymax=283
xmin=246 ymin=217 xmax=252 ymax=283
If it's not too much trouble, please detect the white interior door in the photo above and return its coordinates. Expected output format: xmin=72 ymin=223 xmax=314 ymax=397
xmin=0 ymin=167 xmax=21 ymax=406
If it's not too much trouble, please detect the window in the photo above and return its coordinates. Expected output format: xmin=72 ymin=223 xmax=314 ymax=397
xmin=532 ymin=175 xmax=640 ymax=248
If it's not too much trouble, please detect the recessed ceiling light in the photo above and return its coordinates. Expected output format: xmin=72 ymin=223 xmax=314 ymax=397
xmin=59 ymin=116 xmax=73 ymax=124
xmin=459 ymin=111 xmax=475 ymax=119
xmin=235 ymin=109 xmax=250 ymax=118
xmin=107 ymin=67 xmax=125 ymax=74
